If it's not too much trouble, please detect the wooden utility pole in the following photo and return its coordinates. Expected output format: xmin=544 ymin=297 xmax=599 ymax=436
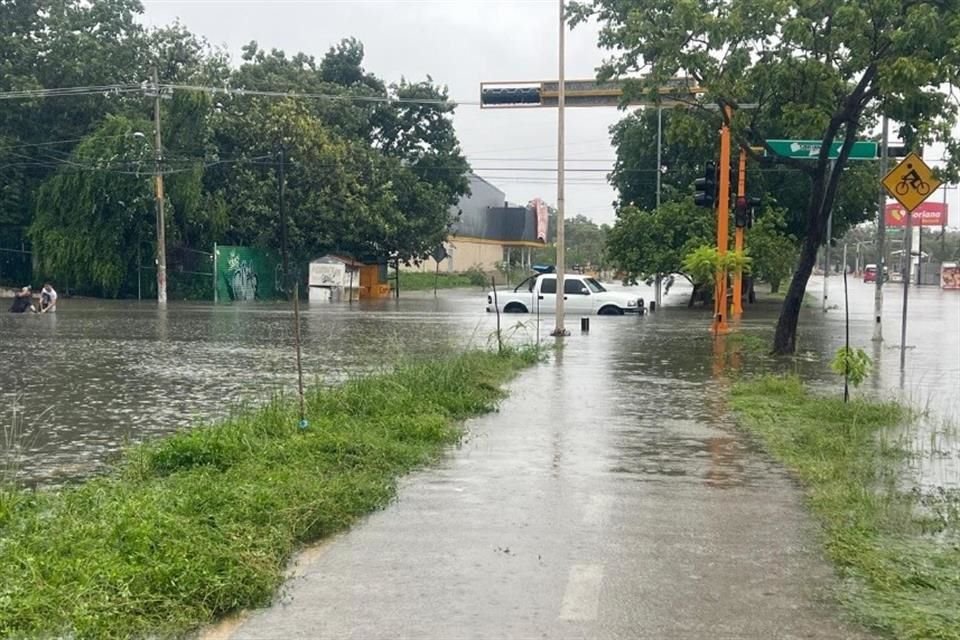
xmin=712 ymin=106 xmax=732 ymax=335
xmin=732 ymin=149 xmax=747 ymax=317
xmin=152 ymin=68 xmax=168 ymax=306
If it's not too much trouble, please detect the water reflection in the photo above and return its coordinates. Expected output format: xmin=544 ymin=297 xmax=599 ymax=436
xmin=1 ymin=279 xmax=956 ymax=491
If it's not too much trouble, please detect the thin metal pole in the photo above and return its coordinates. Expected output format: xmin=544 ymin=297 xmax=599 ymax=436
xmin=213 ymin=242 xmax=218 ymax=304
xmin=152 ymin=68 xmax=168 ymax=306
xmin=843 ymin=260 xmax=850 ymax=403
xmin=900 ymin=202 xmax=913 ymax=368
xmin=917 ymin=223 xmax=923 ymax=285
xmin=552 ymin=0 xmax=568 ymax=337
xmin=823 ymin=179 xmax=833 ymax=312
xmin=292 ymin=281 xmax=307 ymax=429
xmin=656 ymin=106 xmax=663 ymax=209
xmin=279 ymin=145 xmax=289 ymax=297
xmin=873 ymin=116 xmax=889 ymax=342
xmin=942 ymin=186 xmax=948 ymax=260
xmin=732 ymin=149 xmax=746 ymax=318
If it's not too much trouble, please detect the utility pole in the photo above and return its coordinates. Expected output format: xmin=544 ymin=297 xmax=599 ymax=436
xmin=655 ymin=104 xmax=663 ymax=309
xmin=732 ymin=148 xmax=747 ymax=318
xmin=552 ymin=0 xmax=569 ymax=337
xmin=278 ymin=145 xmax=289 ymax=297
xmin=873 ymin=115 xmax=889 ymax=342
xmin=712 ymin=105 xmax=732 ymax=335
xmin=152 ymin=68 xmax=168 ymax=306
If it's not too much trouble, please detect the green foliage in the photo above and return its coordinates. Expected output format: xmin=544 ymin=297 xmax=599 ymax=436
xmin=533 ymin=213 xmax=610 ymax=269
xmin=681 ymin=246 xmax=751 ymax=286
xmin=570 ymin=0 xmax=960 ymax=353
xmin=749 ymin=207 xmax=798 ymax=293
xmin=733 ymin=378 xmax=959 ymax=640
xmin=0 ymin=349 xmax=538 ymax=639
xmin=28 ymin=115 xmax=154 ymax=296
xmin=395 ymin=270 xmax=486 ymax=291
xmin=605 ymin=201 xmax=713 ymax=281
xmin=831 ymin=347 xmax=872 ymax=388
xmin=1 ymin=4 xmax=470 ymax=296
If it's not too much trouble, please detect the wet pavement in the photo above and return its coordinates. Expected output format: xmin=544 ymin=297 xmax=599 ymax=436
xmin=223 ymin=297 xmax=873 ymax=640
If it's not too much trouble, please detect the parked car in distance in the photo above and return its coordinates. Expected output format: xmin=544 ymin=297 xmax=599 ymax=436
xmin=487 ymin=273 xmax=643 ymax=315
xmin=863 ymin=264 xmax=889 ymax=283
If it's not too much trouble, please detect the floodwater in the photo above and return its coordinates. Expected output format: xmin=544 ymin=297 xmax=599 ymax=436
xmin=1 ymin=277 xmax=957 ymax=489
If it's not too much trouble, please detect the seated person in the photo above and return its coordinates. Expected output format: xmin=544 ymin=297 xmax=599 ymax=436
xmin=9 ymin=286 xmax=35 ymax=313
xmin=40 ymin=283 xmax=58 ymax=313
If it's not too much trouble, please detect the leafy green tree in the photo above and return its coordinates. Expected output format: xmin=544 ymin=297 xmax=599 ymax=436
xmin=749 ymin=207 xmax=798 ymax=293
xmin=571 ymin=0 xmax=960 ymax=354
xmin=29 ymin=115 xmax=155 ymax=296
xmin=609 ymin=108 xmax=714 ymax=211
xmin=605 ymin=201 xmax=714 ymax=285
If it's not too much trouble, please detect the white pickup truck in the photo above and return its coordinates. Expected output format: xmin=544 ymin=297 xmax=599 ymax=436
xmin=486 ymin=273 xmax=644 ymax=316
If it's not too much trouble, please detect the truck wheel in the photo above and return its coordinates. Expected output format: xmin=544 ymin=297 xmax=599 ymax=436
xmin=504 ymin=303 xmax=528 ymax=313
xmin=598 ymin=306 xmax=624 ymax=316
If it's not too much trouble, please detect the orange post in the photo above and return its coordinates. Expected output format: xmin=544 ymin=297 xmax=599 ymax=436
xmin=712 ymin=106 xmax=732 ymax=335
xmin=732 ymin=149 xmax=746 ymax=318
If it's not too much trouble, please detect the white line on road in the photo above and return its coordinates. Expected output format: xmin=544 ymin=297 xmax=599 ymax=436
xmin=559 ymin=564 xmax=605 ymax=621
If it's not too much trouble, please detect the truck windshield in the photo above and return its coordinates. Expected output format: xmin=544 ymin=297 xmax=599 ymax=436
xmin=585 ymin=278 xmax=606 ymax=293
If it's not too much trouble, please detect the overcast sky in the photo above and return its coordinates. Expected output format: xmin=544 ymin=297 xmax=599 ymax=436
xmin=140 ymin=0 xmax=958 ymax=229
xmin=140 ymin=0 xmax=625 ymax=224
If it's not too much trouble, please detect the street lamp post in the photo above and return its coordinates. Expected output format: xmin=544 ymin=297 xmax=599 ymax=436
xmin=552 ymin=0 xmax=569 ymax=337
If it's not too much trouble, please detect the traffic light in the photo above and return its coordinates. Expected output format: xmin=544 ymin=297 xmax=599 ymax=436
xmin=734 ymin=197 xmax=748 ymax=228
xmin=480 ymin=87 xmax=542 ymax=106
xmin=694 ymin=162 xmax=718 ymax=208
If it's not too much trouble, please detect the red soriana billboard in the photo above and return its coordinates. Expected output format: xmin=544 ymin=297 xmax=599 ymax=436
xmin=884 ymin=201 xmax=948 ymax=227
xmin=531 ymin=198 xmax=549 ymax=242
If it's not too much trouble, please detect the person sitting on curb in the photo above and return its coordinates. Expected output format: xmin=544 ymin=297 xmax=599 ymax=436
xmin=9 ymin=286 xmax=35 ymax=313
xmin=40 ymin=283 xmax=58 ymax=313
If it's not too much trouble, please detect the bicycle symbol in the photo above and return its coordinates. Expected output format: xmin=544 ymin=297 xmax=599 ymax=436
xmin=895 ymin=164 xmax=930 ymax=196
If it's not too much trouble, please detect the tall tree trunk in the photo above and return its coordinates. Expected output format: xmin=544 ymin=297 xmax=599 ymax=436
xmin=772 ymin=232 xmax=820 ymax=354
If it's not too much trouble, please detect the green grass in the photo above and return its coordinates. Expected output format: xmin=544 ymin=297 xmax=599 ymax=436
xmin=395 ymin=270 xmax=487 ymax=291
xmin=732 ymin=377 xmax=960 ymax=639
xmin=0 ymin=347 xmax=540 ymax=639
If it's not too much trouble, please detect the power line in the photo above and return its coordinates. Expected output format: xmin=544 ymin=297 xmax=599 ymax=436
xmin=0 ymin=85 xmax=143 ymax=101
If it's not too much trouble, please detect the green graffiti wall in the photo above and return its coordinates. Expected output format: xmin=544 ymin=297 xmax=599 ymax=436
xmin=214 ymin=246 xmax=280 ymax=302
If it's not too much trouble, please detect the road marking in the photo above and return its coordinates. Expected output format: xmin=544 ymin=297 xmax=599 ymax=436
xmin=582 ymin=494 xmax=614 ymax=527
xmin=559 ymin=564 xmax=605 ymax=621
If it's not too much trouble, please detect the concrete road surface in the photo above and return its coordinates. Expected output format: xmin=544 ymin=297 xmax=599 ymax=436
xmin=219 ymin=312 xmax=871 ymax=640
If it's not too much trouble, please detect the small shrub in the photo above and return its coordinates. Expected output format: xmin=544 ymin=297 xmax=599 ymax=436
xmin=463 ymin=266 xmax=489 ymax=287
xmin=831 ymin=346 xmax=872 ymax=387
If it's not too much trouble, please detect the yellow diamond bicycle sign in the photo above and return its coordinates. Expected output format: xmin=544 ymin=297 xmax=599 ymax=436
xmin=882 ymin=152 xmax=941 ymax=212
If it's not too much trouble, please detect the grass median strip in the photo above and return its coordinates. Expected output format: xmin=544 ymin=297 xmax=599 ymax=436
xmin=732 ymin=376 xmax=960 ymax=640
xmin=0 ymin=347 xmax=539 ymax=639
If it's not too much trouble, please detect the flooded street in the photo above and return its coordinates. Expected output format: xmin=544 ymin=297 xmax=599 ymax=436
xmin=1 ymin=278 xmax=957 ymax=489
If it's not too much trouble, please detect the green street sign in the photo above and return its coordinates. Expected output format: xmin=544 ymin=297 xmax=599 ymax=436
xmin=766 ymin=139 xmax=878 ymax=160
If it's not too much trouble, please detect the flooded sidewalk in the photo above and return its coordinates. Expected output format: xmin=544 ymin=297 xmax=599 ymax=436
xmin=223 ymin=315 xmax=869 ymax=640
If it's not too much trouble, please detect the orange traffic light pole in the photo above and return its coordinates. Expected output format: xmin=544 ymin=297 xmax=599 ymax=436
xmin=732 ymin=149 xmax=747 ymax=318
xmin=712 ymin=106 xmax=732 ymax=335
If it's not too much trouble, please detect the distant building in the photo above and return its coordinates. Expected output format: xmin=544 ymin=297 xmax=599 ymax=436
xmin=411 ymin=174 xmax=547 ymax=273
